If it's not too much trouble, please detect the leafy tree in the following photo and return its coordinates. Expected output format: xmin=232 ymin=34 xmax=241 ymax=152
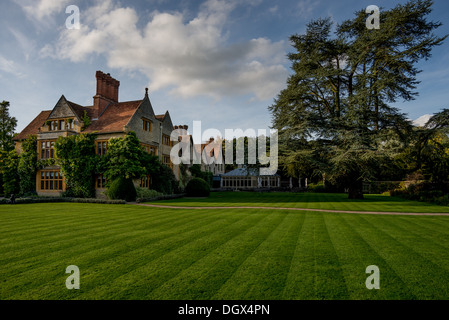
xmin=101 ymin=131 xmax=159 ymax=182
xmin=420 ymin=132 xmax=449 ymax=183
xmin=270 ymin=0 xmax=446 ymax=198
xmin=398 ymin=109 xmax=449 ymax=184
xmin=0 ymin=101 xmax=17 ymax=152
xmin=188 ymin=164 xmax=213 ymax=186
xmin=151 ymin=164 xmax=180 ymax=195
xmin=222 ymin=135 xmax=272 ymax=172
xmin=0 ymin=101 xmax=18 ymax=194
xmin=18 ymin=135 xmax=38 ymax=196
xmin=1 ymin=150 xmax=19 ymax=196
xmin=55 ymin=133 xmax=97 ymax=198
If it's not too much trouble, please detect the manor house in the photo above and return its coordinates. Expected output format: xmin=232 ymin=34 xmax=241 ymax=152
xmin=13 ymin=71 xmax=179 ymax=196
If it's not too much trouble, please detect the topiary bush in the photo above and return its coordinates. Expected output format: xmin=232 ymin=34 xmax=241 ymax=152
xmin=106 ymin=176 xmax=137 ymax=202
xmin=185 ymin=178 xmax=210 ymax=197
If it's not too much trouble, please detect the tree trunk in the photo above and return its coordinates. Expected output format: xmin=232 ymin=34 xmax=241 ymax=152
xmin=348 ymin=181 xmax=364 ymax=199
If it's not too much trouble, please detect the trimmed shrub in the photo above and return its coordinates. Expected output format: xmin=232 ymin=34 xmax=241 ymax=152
xmin=185 ymin=178 xmax=210 ymax=197
xmin=106 ymin=177 xmax=137 ymax=202
xmin=136 ymin=187 xmax=163 ymax=200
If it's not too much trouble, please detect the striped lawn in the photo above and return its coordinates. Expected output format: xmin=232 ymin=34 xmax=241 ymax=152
xmin=1 ymin=202 xmax=449 ymax=299
xmin=148 ymin=192 xmax=449 ymax=213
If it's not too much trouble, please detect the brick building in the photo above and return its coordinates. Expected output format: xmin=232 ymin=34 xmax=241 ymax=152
xmin=13 ymin=71 xmax=178 ymax=197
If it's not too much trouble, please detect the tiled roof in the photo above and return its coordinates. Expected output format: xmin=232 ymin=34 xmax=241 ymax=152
xmin=155 ymin=114 xmax=165 ymax=121
xmin=83 ymin=100 xmax=142 ymax=134
xmin=13 ymin=110 xmax=52 ymax=141
xmin=15 ymin=99 xmax=144 ymax=140
xmin=67 ymin=100 xmax=94 ymax=120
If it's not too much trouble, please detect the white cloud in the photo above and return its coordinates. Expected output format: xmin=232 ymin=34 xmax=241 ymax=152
xmin=413 ymin=114 xmax=432 ymax=127
xmin=8 ymin=28 xmax=35 ymax=61
xmin=15 ymin=0 xmax=71 ymax=25
xmin=40 ymin=0 xmax=288 ymax=101
xmin=0 ymin=55 xmax=25 ymax=78
xmin=297 ymin=0 xmax=319 ymax=18
xmin=269 ymin=5 xmax=279 ymax=14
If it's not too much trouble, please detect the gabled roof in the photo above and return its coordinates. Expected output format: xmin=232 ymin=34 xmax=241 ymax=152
xmin=13 ymin=110 xmax=52 ymax=141
xmin=156 ymin=110 xmax=172 ymax=123
xmin=67 ymin=100 xmax=94 ymax=120
xmin=83 ymin=100 xmax=143 ymax=134
xmin=15 ymin=91 xmax=174 ymax=139
xmin=48 ymin=95 xmax=82 ymax=120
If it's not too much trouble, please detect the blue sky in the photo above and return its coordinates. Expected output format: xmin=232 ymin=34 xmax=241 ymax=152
xmin=1 ymin=0 xmax=448 ymax=141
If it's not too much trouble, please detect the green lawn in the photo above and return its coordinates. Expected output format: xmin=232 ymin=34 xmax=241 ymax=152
xmin=1 ymin=195 xmax=449 ymax=300
xmin=147 ymin=191 xmax=449 ymax=213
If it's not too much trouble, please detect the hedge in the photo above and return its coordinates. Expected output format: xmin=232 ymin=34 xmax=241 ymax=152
xmin=136 ymin=194 xmax=186 ymax=203
xmin=0 ymin=197 xmax=126 ymax=205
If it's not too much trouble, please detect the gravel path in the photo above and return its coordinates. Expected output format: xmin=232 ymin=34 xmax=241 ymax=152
xmin=133 ymin=203 xmax=449 ymax=216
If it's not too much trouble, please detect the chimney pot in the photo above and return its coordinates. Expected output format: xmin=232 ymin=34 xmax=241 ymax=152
xmin=94 ymin=70 xmax=120 ymax=119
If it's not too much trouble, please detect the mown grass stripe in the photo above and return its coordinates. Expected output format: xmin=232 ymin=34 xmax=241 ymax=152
xmin=0 ymin=207 xmax=207 ymax=266
xmin=360 ymin=215 xmax=449 ymax=291
xmin=78 ymin=211 xmax=277 ymax=300
xmin=383 ymin=216 xmax=449 ymax=253
xmin=281 ymin=213 xmax=324 ymax=299
xmin=0 ymin=205 xmax=198 ymax=252
xmin=0 ymin=204 xmax=174 ymax=238
xmin=326 ymin=214 xmax=414 ymax=299
xmin=4 ymin=210 xmax=237 ymax=299
xmin=394 ymin=216 xmax=449 ymax=238
xmin=149 ymin=192 xmax=449 ymax=213
xmin=209 ymin=212 xmax=304 ymax=300
xmin=0 ymin=210 xmax=224 ymax=298
xmin=351 ymin=214 xmax=449 ymax=299
xmin=2 ymin=196 xmax=449 ymax=300
xmin=146 ymin=212 xmax=292 ymax=299
xmin=0 ymin=204 xmax=132 ymax=231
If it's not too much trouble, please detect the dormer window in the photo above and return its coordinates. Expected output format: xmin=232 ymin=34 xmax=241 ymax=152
xmin=142 ymin=118 xmax=152 ymax=132
xmin=67 ymin=119 xmax=74 ymax=130
xmin=47 ymin=118 xmax=75 ymax=131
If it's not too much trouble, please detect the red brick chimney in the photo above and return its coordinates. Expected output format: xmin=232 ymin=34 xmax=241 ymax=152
xmin=93 ymin=71 xmax=120 ymax=119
